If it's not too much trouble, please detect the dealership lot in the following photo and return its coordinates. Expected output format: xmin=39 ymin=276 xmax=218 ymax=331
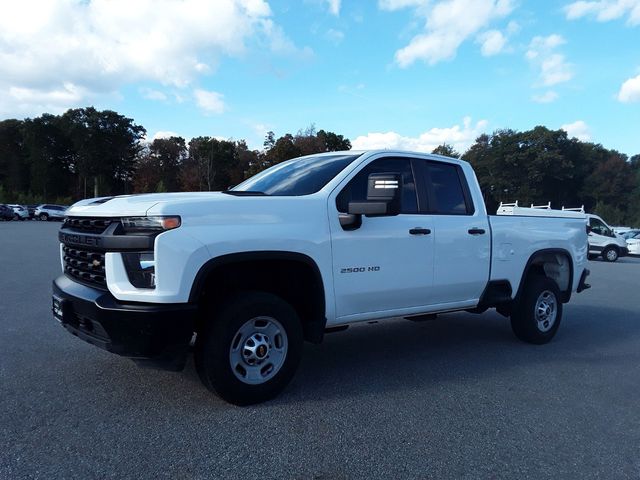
xmin=1 ymin=221 xmax=639 ymax=479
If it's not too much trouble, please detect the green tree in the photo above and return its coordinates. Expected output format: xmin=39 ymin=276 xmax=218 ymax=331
xmin=61 ymin=107 xmax=146 ymax=197
xmin=432 ymin=143 xmax=460 ymax=158
xmin=0 ymin=119 xmax=28 ymax=195
xmin=22 ymin=114 xmax=75 ymax=200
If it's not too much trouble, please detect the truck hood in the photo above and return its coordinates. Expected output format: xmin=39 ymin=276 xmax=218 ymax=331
xmin=67 ymin=192 xmax=224 ymax=217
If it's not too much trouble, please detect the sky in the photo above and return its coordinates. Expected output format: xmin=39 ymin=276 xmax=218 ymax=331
xmin=0 ymin=0 xmax=639 ymax=156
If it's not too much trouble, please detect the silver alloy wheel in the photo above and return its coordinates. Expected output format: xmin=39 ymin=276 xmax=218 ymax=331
xmin=606 ymin=248 xmax=618 ymax=261
xmin=534 ymin=290 xmax=557 ymax=333
xmin=229 ymin=316 xmax=288 ymax=385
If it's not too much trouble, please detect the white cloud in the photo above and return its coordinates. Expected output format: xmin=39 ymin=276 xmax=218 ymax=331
xmin=476 ymin=30 xmax=507 ymax=56
xmin=617 ymin=73 xmax=640 ymax=102
xmin=564 ymin=0 xmax=640 ymax=26
xmin=151 ymin=131 xmax=181 ymax=141
xmin=532 ymin=91 xmax=559 ymax=103
xmin=386 ymin=0 xmax=515 ymax=67
xmin=0 ymin=0 xmax=304 ymax=117
xmin=141 ymin=88 xmax=168 ymax=101
xmin=379 ymin=0 xmax=425 ymax=10
xmin=325 ymin=28 xmax=345 ymax=45
xmin=526 ymin=35 xmax=573 ymax=87
xmin=325 ymin=0 xmax=341 ymax=15
xmin=194 ymin=89 xmax=226 ymax=114
xmin=561 ymin=120 xmax=591 ymax=141
xmin=351 ymin=117 xmax=488 ymax=153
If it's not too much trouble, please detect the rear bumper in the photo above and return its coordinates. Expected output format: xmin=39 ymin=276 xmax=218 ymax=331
xmin=620 ymin=247 xmax=629 ymax=257
xmin=576 ymin=268 xmax=591 ymax=293
xmin=52 ymin=275 xmax=196 ymax=370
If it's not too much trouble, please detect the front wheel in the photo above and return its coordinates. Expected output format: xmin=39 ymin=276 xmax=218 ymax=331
xmin=39 ymin=213 xmax=48 ymax=221
xmin=510 ymin=276 xmax=563 ymax=344
xmin=602 ymin=246 xmax=619 ymax=262
xmin=195 ymin=291 xmax=303 ymax=405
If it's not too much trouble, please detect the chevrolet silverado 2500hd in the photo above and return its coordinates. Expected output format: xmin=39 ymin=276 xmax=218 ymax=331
xmin=53 ymin=150 xmax=591 ymax=405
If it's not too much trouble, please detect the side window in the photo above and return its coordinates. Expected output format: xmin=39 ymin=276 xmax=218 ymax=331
xmin=422 ymin=162 xmax=470 ymax=215
xmin=336 ymin=158 xmax=418 ymax=214
xmin=589 ymin=218 xmax=611 ymax=236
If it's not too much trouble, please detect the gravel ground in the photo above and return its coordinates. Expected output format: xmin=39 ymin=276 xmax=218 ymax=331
xmin=1 ymin=220 xmax=639 ymax=479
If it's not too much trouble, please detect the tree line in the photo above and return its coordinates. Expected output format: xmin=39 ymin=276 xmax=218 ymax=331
xmin=0 ymin=107 xmax=638 ymax=225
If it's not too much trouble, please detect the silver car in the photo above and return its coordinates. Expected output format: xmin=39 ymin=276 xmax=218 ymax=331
xmin=7 ymin=204 xmax=29 ymax=220
xmin=34 ymin=204 xmax=68 ymax=221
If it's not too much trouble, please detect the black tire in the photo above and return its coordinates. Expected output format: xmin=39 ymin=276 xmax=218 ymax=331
xmin=510 ymin=275 xmax=563 ymax=344
xmin=13 ymin=214 xmax=19 ymax=221
xmin=195 ymin=291 xmax=303 ymax=405
xmin=39 ymin=213 xmax=48 ymax=221
xmin=601 ymin=246 xmax=619 ymax=262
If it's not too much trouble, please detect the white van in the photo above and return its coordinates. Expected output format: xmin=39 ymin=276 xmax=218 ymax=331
xmin=586 ymin=214 xmax=629 ymax=262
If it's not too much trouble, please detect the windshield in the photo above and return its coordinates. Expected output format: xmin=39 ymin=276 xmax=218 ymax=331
xmin=232 ymin=153 xmax=362 ymax=196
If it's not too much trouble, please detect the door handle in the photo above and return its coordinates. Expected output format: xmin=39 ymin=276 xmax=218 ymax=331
xmin=468 ymin=228 xmax=486 ymax=235
xmin=409 ymin=228 xmax=431 ymax=235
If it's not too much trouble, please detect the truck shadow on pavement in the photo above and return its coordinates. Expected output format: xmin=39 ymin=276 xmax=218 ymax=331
xmin=259 ymin=303 xmax=640 ymax=405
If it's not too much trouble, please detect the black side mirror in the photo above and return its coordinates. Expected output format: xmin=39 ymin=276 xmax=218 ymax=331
xmin=347 ymin=173 xmax=402 ymax=217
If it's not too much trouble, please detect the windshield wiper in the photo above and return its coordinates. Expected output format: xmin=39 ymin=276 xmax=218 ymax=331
xmin=221 ymin=190 xmax=268 ymax=196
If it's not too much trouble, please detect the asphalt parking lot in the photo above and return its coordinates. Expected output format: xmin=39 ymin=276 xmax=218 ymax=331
xmin=1 ymin=221 xmax=639 ymax=479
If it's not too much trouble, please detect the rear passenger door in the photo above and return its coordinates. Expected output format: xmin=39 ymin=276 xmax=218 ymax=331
xmin=414 ymin=160 xmax=491 ymax=304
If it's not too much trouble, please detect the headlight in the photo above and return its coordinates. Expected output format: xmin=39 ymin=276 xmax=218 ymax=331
xmin=121 ymin=216 xmax=181 ymax=234
xmin=122 ymin=252 xmax=156 ymax=288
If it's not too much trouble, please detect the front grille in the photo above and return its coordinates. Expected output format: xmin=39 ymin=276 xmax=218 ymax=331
xmin=63 ymin=246 xmax=107 ymax=289
xmin=63 ymin=217 xmax=114 ymax=234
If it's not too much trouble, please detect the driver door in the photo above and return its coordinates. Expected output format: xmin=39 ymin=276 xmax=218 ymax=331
xmin=329 ymin=156 xmax=435 ymax=322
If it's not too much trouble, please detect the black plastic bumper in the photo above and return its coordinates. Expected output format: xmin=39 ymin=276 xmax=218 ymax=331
xmin=577 ymin=268 xmax=591 ymax=293
xmin=52 ymin=275 xmax=197 ymax=370
xmin=620 ymin=247 xmax=629 ymax=257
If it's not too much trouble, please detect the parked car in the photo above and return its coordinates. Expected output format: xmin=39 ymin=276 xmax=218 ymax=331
xmin=34 ymin=204 xmax=68 ymax=221
xmin=53 ymin=149 xmax=590 ymax=405
xmin=626 ymin=232 xmax=640 ymax=255
xmin=621 ymin=229 xmax=640 ymax=240
xmin=26 ymin=204 xmax=38 ymax=219
xmin=0 ymin=204 xmax=14 ymax=221
xmin=7 ymin=204 xmax=29 ymax=220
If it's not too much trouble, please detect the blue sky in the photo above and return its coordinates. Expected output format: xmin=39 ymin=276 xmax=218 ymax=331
xmin=1 ymin=0 xmax=639 ymax=155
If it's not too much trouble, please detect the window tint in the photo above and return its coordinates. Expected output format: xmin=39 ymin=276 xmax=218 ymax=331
xmin=589 ymin=218 xmax=612 ymax=236
xmin=233 ymin=154 xmax=361 ymax=196
xmin=336 ymin=158 xmax=418 ymax=214
xmin=423 ymin=163 xmax=469 ymax=215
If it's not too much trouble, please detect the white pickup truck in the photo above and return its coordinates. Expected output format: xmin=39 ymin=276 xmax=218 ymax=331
xmin=53 ymin=150 xmax=590 ymax=405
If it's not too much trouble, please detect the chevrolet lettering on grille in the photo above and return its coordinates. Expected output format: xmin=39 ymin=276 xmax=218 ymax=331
xmin=59 ymin=232 xmax=102 ymax=248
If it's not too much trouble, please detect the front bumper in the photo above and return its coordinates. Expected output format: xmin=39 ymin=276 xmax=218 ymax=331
xmin=52 ymin=275 xmax=197 ymax=370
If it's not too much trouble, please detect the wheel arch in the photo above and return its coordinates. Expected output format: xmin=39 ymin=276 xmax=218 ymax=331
xmin=515 ymin=248 xmax=574 ymax=304
xmin=190 ymin=251 xmax=327 ymax=344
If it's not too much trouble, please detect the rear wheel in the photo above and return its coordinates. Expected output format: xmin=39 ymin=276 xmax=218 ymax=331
xmin=602 ymin=246 xmax=619 ymax=262
xmin=195 ymin=291 xmax=303 ymax=405
xmin=511 ymin=275 xmax=563 ymax=344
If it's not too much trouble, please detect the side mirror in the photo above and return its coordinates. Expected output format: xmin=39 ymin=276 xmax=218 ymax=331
xmin=347 ymin=173 xmax=402 ymax=217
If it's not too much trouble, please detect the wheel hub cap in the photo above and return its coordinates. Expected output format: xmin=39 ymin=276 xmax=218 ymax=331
xmin=535 ymin=290 xmax=557 ymax=333
xmin=242 ymin=333 xmax=270 ymax=364
xmin=229 ymin=316 xmax=288 ymax=385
